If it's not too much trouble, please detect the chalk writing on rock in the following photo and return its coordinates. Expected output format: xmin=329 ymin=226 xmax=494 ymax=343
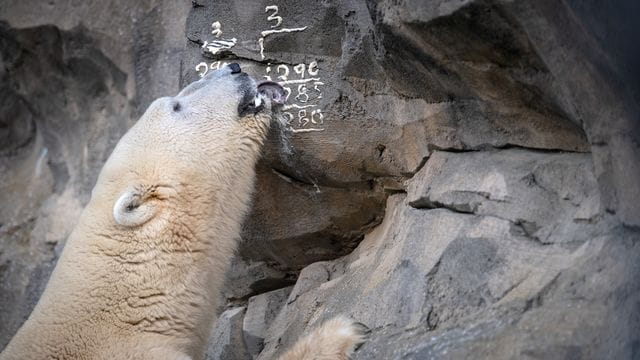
xmin=194 ymin=5 xmax=325 ymax=133
xmin=211 ymin=21 xmax=222 ymax=37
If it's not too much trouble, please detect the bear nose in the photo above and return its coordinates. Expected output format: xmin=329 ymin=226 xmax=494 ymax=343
xmin=229 ymin=63 xmax=241 ymax=74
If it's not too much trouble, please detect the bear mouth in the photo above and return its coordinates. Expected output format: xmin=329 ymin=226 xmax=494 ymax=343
xmin=237 ymin=79 xmax=287 ymax=117
xmin=237 ymin=85 xmax=263 ymax=117
xmin=256 ymin=81 xmax=286 ymax=106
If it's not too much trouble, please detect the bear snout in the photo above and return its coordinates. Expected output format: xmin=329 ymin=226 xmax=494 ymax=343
xmin=228 ymin=63 xmax=241 ymax=74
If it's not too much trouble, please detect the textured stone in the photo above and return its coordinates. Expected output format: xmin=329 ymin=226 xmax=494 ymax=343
xmin=243 ymin=286 xmax=293 ymax=358
xmin=252 ymin=146 xmax=630 ymax=359
xmin=223 ymin=258 xmax=294 ymax=302
xmin=406 ymin=149 xmax=606 ymax=244
xmin=350 ymin=231 xmax=640 ymax=360
xmin=504 ymin=0 xmax=640 ymax=228
xmin=0 ymin=0 xmax=188 ymax=106
xmin=0 ymin=22 xmax=131 ymax=347
xmin=205 ymin=307 xmax=251 ymax=360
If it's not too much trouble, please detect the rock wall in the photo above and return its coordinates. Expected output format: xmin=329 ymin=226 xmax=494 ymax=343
xmin=1 ymin=0 xmax=638 ymax=358
xmin=0 ymin=0 xmax=188 ymax=347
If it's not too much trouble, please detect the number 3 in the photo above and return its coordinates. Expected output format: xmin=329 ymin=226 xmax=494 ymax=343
xmin=265 ymin=5 xmax=282 ymax=28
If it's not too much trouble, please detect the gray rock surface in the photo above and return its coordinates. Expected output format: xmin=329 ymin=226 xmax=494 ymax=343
xmin=205 ymin=307 xmax=251 ymax=360
xmin=257 ymin=150 xmax=630 ymax=359
xmin=406 ymin=150 xmax=604 ymax=244
xmin=0 ymin=22 xmax=131 ymax=346
xmin=243 ymin=286 xmax=293 ymax=358
xmin=1 ymin=0 xmax=639 ymax=358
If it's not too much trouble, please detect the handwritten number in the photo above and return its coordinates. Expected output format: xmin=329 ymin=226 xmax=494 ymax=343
xmin=313 ymin=81 xmax=323 ymax=99
xmin=265 ymin=6 xmax=282 ymax=28
xmin=282 ymin=112 xmax=294 ymax=125
xmin=282 ymin=86 xmax=292 ymax=102
xmin=296 ymin=84 xmax=309 ymax=103
xmin=276 ymin=65 xmax=289 ymax=81
xmin=308 ymin=61 xmax=319 ymax=76
xmin=298 ymin=110 xmax=309 ymax=126
xmin=311 ymin=109 xmax=324 ymax=125
xmin=196 ymin=62 xmax=209 ymax=77
xmin=293 ymin=63 xmax=306 ymax=78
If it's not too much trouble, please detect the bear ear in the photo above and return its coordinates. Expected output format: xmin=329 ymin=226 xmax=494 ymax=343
xmin=113 ymin=186 xmax=158 ymax=227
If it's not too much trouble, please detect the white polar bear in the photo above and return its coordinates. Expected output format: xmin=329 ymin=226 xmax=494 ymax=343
xmin=0 ymin=64 xmax=366 ymax=360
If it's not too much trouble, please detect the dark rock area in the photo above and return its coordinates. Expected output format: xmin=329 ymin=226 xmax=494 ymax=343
xmin=1 ymin=0 xmax=638 ymax=358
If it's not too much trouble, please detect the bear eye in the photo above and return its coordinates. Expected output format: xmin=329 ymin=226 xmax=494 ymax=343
xmin=172 ymin=101 xmax=182 ymax=112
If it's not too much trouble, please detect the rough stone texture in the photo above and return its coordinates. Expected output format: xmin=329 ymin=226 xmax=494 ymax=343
xmin=0 ymin=22 xmax=132 ymax=346
xmin=205 ymin=307 xmax=251 ymax=360
xmin=243 ymin=286 xmax=293 ymax=358
xmin=1 ymin=0 xmax=639 ymax=358
xmin=505 ymin=0 xmax=640 ymax=229
xmin=406 ymin=150 xmax=604 ymax=244
xmin=223 ymin=258 xmax=295 ymax=303
xmin=256 ymin=150 xmax=629 ymax=359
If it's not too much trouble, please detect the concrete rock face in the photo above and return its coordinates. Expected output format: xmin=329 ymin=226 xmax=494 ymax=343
xmin=257 ymin=151 xmax=628 ymax=359
xmin=205 ymin=307 xmax=252 ymax=360
xmin=0 ymin=22 xmax=130 ymax=345
xmin=1 ymin=0 xmax=638 ymax=358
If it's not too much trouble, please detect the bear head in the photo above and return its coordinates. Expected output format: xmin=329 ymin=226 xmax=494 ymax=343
xmin=89 ymin=63 xmax=285 ymax=235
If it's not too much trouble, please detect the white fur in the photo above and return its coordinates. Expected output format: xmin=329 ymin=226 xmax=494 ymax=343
xmin=278 ymin=316 xmax=369 ymax=360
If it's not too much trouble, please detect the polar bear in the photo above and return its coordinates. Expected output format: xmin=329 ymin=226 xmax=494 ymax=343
xmin=0 ymin=64 xmax=366 ymax=360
